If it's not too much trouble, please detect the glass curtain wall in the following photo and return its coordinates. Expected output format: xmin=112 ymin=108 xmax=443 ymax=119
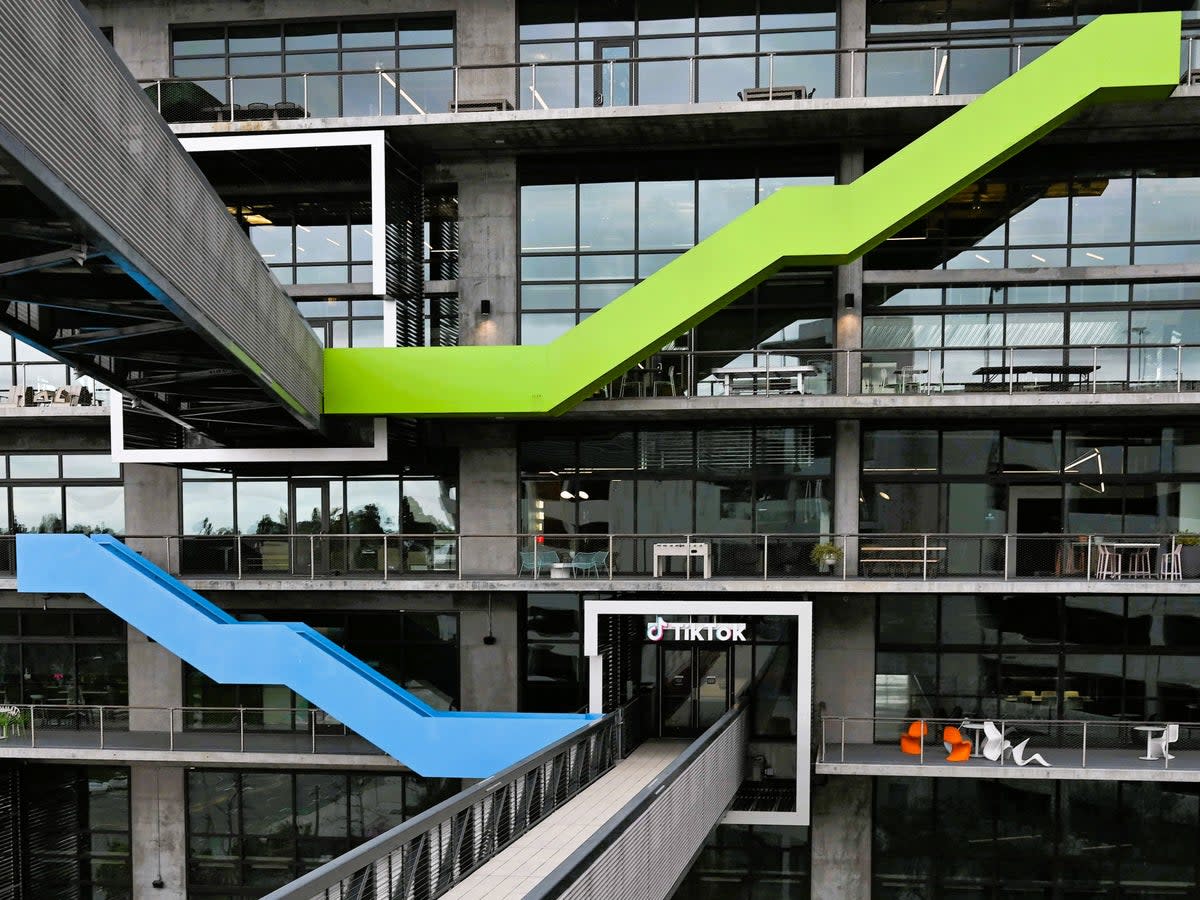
xmin=865 ymin=0 xmax=1200 ymax=98
xmin=3 ymin=765 xmax=132 ymax=899
xmin=236 ymin=199 xmax=373 ymax=287
xmin=0 ymin=334 xmax=104 ymax=404
xmin=863 ymin=281 xmax=1200 ymax=393
xmin=877 ymin=593 xmax=1200 ymax=724
xmin=875 ymin=777 xmax=1200 ymax=897
xmin=867 ymin=165 xmax=1200 ymax=271
xmin=522 ymin=593 xmax=585 ymax=712
xmin=184 ymin=609 xmax=460 ymax=724
xmin=861 ymin=423 xmax=1200 ymax=537
xmin=186 ymin=769 xmax=461 ymax=897
xmin=169 ymin=18 xmax=454 ymax=119
xmin=179 ymin=470 xmax=456 ymax=577
xmin=518 ymin=0 xmax=837 ymax=109
xmin=518 ymin=157 xmax=836 ymax=386
xmin=0 ymin=610 xmax=128 ymax=707
xmin=296 ymin=298 xmax=385 ymax=348
xmin=0 ymin=453 xmax=123 ymax=537
xmin=671 ymin=824 xmax=810 ymax=900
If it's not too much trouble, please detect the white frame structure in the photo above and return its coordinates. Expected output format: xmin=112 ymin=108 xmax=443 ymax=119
xmin=108 ymin=131 xmax=392 ymax=463
xmin=179 ymin=130 xmax=388 ymax=300
xmin=583 ymin=598 xmax=812 ymax=826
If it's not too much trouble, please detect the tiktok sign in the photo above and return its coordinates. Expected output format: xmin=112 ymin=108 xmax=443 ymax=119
xmin=645 ymin=616 xmax=748 ymax=643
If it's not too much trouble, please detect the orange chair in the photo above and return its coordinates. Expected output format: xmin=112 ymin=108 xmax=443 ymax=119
xmin=943 ymin=725 xmax=972 ymax=762
xmin=899 ymin=720 xmax=927 ymax=755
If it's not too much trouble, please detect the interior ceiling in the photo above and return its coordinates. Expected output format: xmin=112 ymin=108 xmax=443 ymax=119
xmin=0 ymin=155 xmax=320 ymax=447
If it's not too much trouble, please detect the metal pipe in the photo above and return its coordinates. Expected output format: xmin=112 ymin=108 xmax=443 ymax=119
xmin=1081 ymin=722 xmax=1087 ymax=768
xmin=768 ymin=53 xmax=775 ymax=97
xmin=303 ymin=73 xmax=309 ymax=118
xmin=98 ymin=706 xmax=104 ymax=748
xmin=763 ymin=533 xmax=769 ymax=580
xmin=29 ymin=706 xmax=35 ymax=748
xmin=1092 ymin=345 xmax=1098 ymax=394
xmin=229 ymin=76 xmax=235 ymax=122
xmin=1179 ymin=343 xmax=1184 ymax=392
xmin=453 ymin=65 xmax=460 ymax=111
xmin=168 ymin=708 xmax=174 ymax=750
xmin=236 ymin=533 xmax=243 ymax=580
xmin=239 ymin=707 xmax=245 ymax=752
xmin=841 ymin=717 xmax=846 ymax=763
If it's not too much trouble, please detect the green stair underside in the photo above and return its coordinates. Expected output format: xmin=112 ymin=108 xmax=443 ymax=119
xmin=324 ymin=12 xmax=1181 ymax=417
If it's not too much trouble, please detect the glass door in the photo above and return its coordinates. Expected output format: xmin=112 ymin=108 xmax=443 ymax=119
xmin=594 ymin=39 xmax=634 ymax=107
xmin=659 ymin=645 xmax=730 ymax=737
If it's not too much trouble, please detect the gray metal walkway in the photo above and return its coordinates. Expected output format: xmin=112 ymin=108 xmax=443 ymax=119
xmin=0 ymin=0 xmax=322 ymax=440
xmin=440 ymin=741 xmax=686 ymax=900
xmin=263 ymin=697 xmax=750 ymax=900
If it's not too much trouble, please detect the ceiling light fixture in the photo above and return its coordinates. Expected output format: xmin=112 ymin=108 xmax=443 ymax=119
xmin=1085 ymin=251 xmax=1104 ymax=261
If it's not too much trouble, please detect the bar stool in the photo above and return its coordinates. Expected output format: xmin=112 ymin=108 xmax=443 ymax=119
xmin=1129 ymin=547 xmax=1152 ymax=579
xmin=1161 ymin=544 xmax=1183 ymax=580
xmin=1095 ymin=542 xmax=1121 ymax=579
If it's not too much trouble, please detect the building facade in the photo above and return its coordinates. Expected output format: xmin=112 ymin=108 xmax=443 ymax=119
xmin=3 ymin=0 xmax=1200 ymax=897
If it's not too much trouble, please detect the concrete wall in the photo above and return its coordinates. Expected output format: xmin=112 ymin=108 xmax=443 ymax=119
xmin=127 ymin=625 xmax=183 ymax=731
xmin=810 ymin=776 xmax=872 ymax=900
xmin=431 ymin=158 xmax=518 ymax=346
xmin=130 ymin=764 xmax=187 ymax=900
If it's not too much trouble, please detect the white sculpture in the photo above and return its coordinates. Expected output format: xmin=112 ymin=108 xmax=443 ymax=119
xmin=981 ymin=721 xmax=1050 ymax=767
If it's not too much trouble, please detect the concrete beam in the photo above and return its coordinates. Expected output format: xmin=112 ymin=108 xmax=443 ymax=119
xmin=131 ymin=765 xmax=186 ymax=900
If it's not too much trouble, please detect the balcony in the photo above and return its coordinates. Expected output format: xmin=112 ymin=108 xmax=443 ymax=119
xmin=577 ymin=343 xmax=1200 ymax=417
xmin=137 ymin=34 xmax=1200 ymax=126
xmin=818 ymin=715 xmax=1200 ymax=783
xmin=0 ymin=702 xmax=396 ymax=767
xmin=8 ymin=531 xmax=1180 ymax=588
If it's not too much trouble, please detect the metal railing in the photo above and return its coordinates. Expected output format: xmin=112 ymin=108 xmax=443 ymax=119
xmin=137 ymin=34 xmax=1200 ymax=124
xmin=259 ymin=696 xmax=642 ymax=900
xmin=821 ymin=714 xmax=1200 ymax=772
xmin=525 ymin=695 xmax=749 ymax=900
xmin=0 ymin=703 xmax=377 ymax=755
xmin=11 ymin=531 xmax=1191 ymax=582
xmin=591 ymin=342 xmax=1200 ymax=400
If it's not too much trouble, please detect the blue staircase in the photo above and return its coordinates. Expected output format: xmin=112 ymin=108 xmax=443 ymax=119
xmin=16 ymin=534 xmax=595 ymax=778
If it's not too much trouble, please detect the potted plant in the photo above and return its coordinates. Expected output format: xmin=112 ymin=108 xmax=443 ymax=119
xmin=810 ymin=542 xmax=844 ymax=573
xmin=0 ymin=706 xmax=23 ymax=739
xmin=1178 ymin=532 xmax=1200 ymax=578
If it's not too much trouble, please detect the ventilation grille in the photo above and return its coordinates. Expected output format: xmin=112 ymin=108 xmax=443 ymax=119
xmin=0 ymin=0 xmax=322 ymax=419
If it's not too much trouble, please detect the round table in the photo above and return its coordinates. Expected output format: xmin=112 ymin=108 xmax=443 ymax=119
xmin=960 ymin=722 xmax=988 ymax=758
xmin=1134 ymin=724 xmax=1165 ymax=760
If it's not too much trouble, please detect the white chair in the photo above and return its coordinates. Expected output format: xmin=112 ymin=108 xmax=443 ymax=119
xmin=1096 ymin=541 xmax=1122 ymax=579
xmin=1143 ymin=723 xmax=1179 ymax=761
xmin=1129 ymin=547 xmax=1152 ymax=579
xmin=1162 ymin=544 xmax=1183 ymax=580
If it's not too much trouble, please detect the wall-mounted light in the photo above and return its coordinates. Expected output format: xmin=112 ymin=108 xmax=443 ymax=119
xmin=480 ymin=299 xmax=492 ymax=318
xmin=844 ymin=292 xmax=855 ymax=309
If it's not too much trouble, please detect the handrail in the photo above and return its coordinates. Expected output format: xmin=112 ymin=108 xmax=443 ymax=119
xmin=2 ymin=531 xmax=1196 ymax=582
xmin=260 ymin=695 xmax=643 ymax=900
xmin=524 ymin=692 xmax=750 ymax=900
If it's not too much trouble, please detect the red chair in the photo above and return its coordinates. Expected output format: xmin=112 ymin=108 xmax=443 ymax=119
xmin=899 ymin=720 xmax=927 ymax=755
xmin=943 ymin=725 xmax=972 ymax=762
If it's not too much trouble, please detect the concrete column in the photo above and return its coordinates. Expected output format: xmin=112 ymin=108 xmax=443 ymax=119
xmin=458 ymin=596 xmax=518 ymax=711
xmin=836 ymin=148 xmax=865 ymax=396
xmin=456 ymin=0 xmax=518 ymax=106
xmin=810 ymin=776 xmax=872 ymax=900
xmin=455 ymin=423 xmax=519 ymax=576
xmin=809 ymin=593 xmax=875 ymax=899
xmin=436 ymin=159 xmax=518 ymax=346
xmin=833 ymin=419 xmax=861 ymax=567
xmin=838 ymin=0 xmax=868 ymax=99
xmin=123 ymin=463 xmax=180 ymax=570
xmin=127 ymin=625 xmax=183 ymax=731
xmin=130 ymin=764 xmax=187 ymax=900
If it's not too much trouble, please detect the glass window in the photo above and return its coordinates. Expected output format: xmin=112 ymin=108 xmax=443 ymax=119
xmin=9 ymin=455 xmax=58 ymax=478
xmin=237 ymin=481 xmax=288 ymax=534
xmin=183 ymin=479 xmax=233 ymax=534
xmin=521 ymin=183 xmax=577 ymax=252
xmin=65 ymin=486 xmax=125 ymax=534
xmin=11 ymin=486 xmax=62 ymax=532
xmin=639 ymin=181 xmax=695 ymax=249
xmin=1136 ymin=175 xmax=1200 ymax=243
